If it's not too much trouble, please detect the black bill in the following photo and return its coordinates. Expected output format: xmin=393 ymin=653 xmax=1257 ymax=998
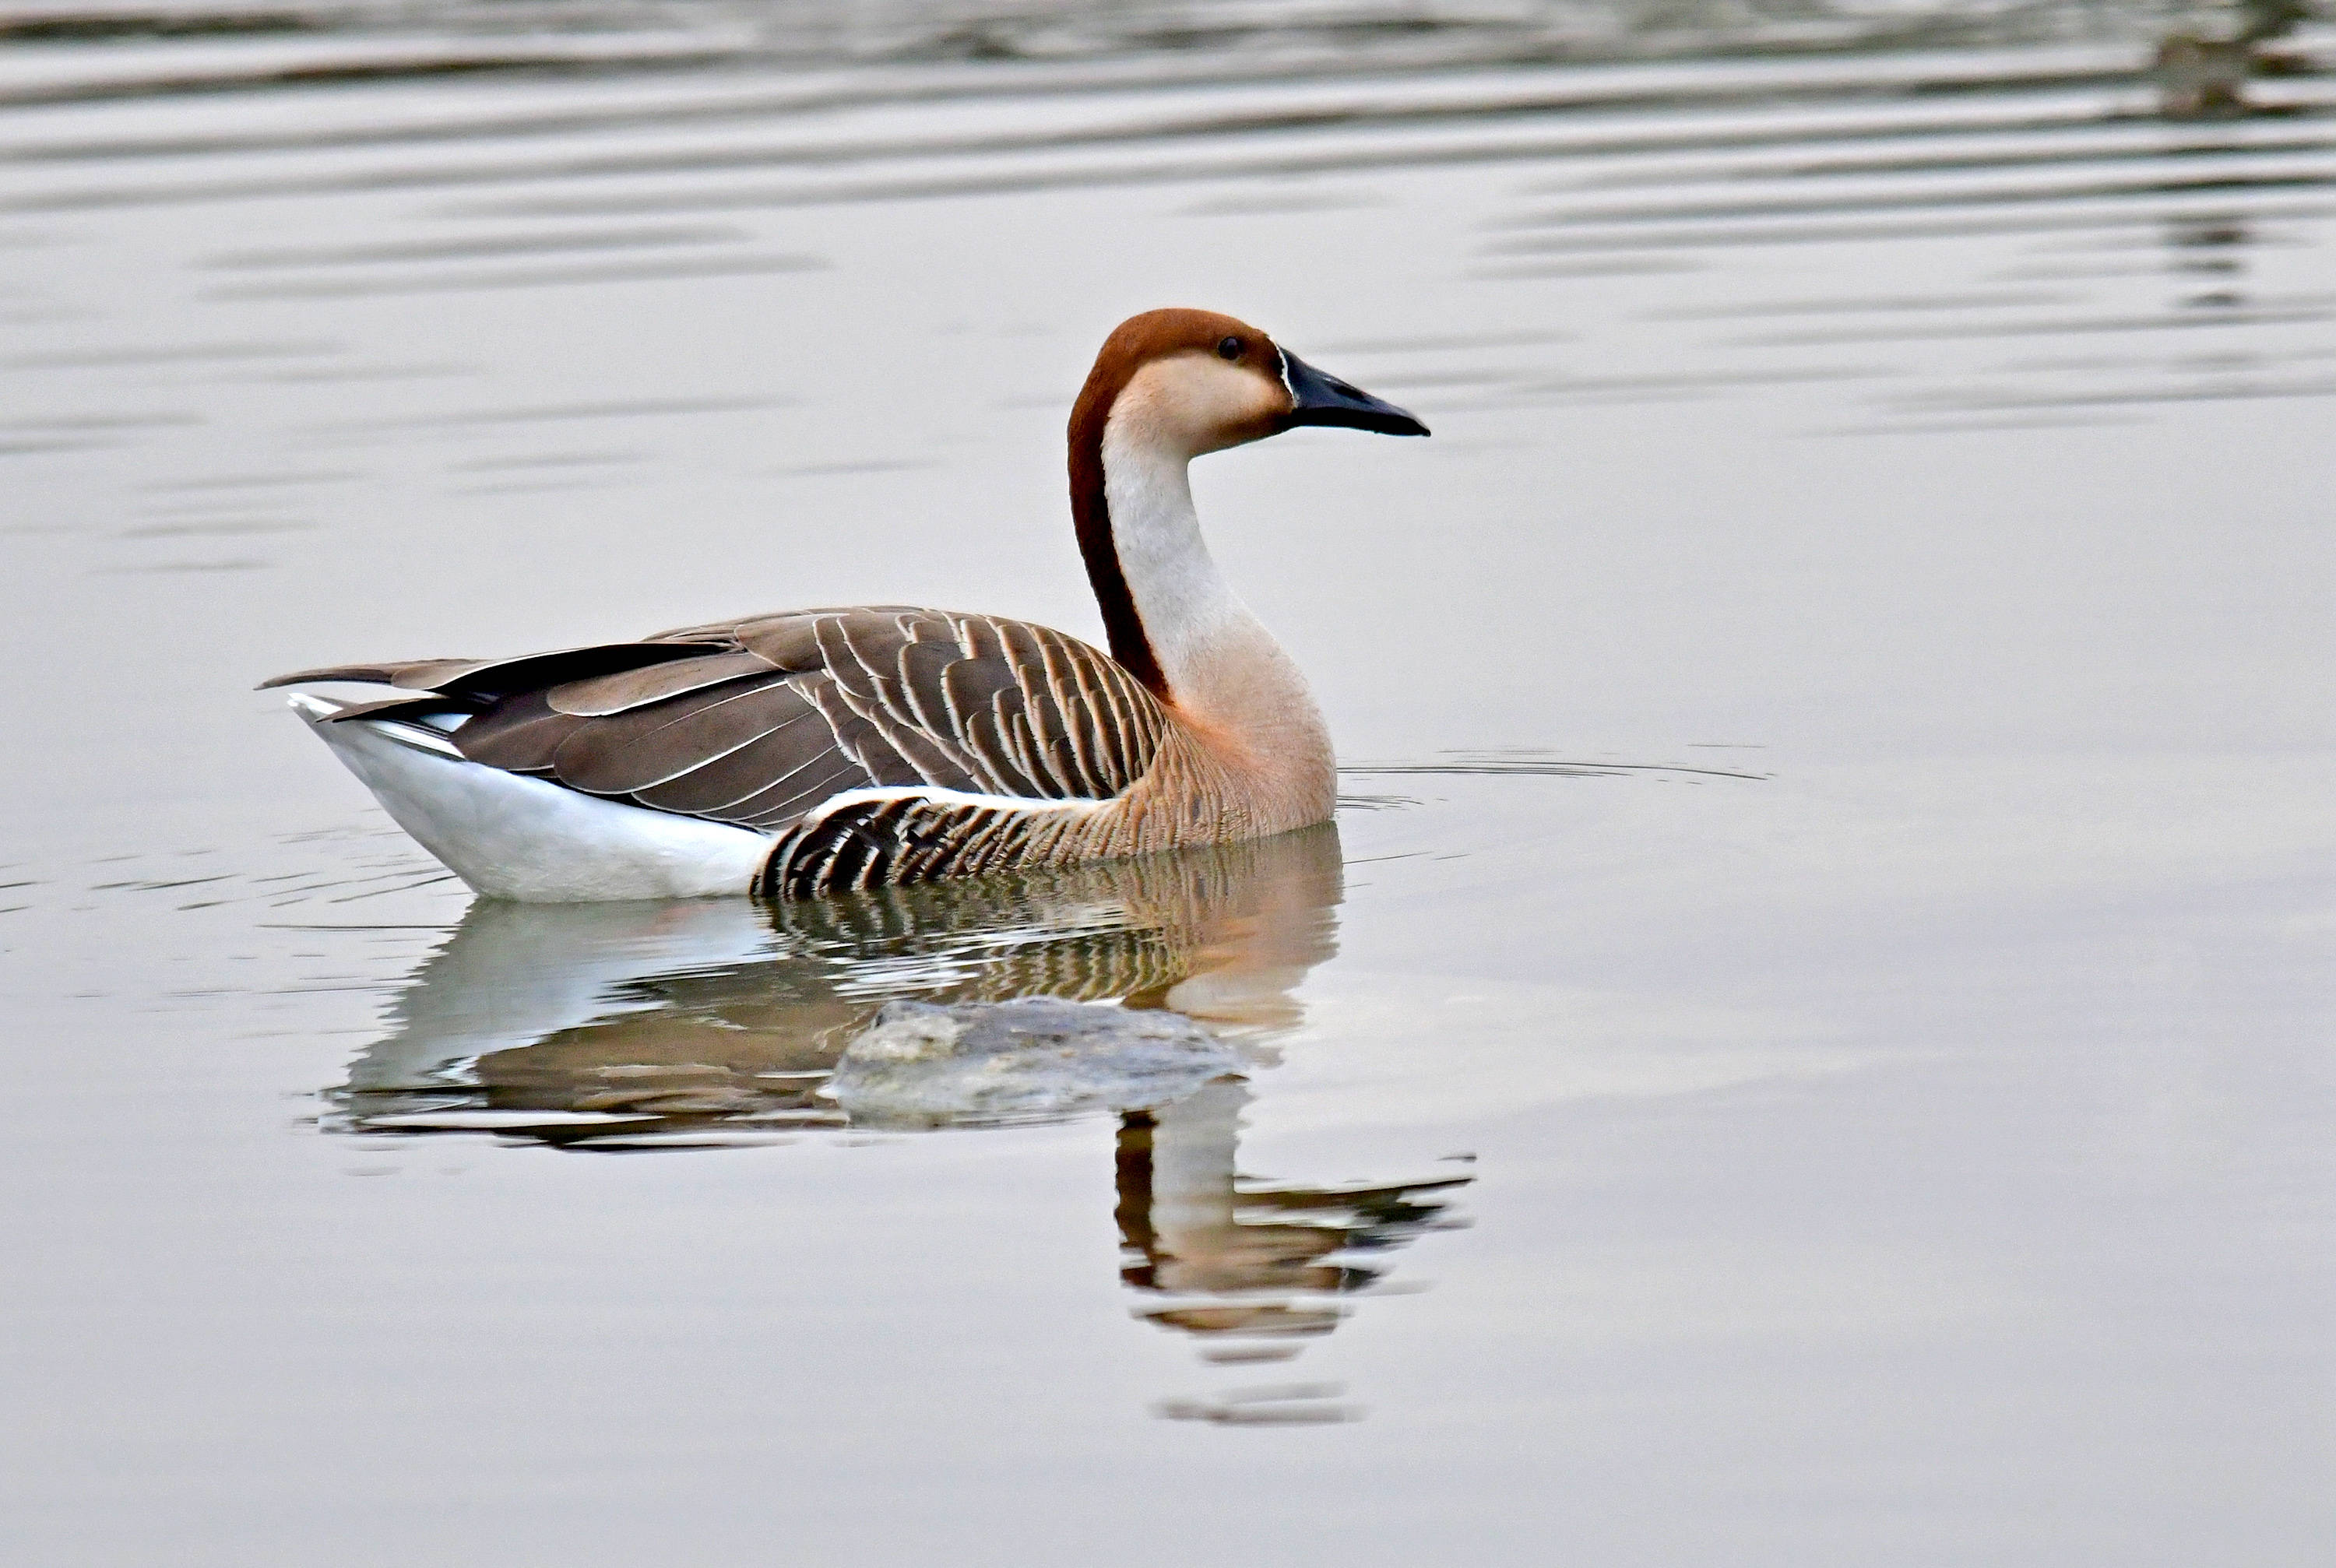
xmin=1278 ymin=350 xmax=1430 ymax=437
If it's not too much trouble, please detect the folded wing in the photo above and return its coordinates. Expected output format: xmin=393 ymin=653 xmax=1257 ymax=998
xmin=262 ymin=607 xmax=1170 ymax=837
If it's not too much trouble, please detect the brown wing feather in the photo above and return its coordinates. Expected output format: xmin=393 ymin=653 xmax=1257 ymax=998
xmin=265 ymin=606 xmax=1169 ymax=840
xmin=631 ymin=709 xmax=860 ymax=816
xmin=450 ymin=691 xmax=586 ymax=774
xmin=257 ymin=657 xmax=494 ymax=691
xmin=545 ymin=649 xmax=779 ymax=716
xmin=548 ymin=674 xmax=811 ymax=794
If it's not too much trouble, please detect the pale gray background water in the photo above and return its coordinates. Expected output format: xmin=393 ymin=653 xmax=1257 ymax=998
xmin=2 ymin=3 xmax=2332 ymax=1563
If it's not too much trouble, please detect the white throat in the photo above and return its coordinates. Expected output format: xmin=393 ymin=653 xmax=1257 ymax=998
xmin=1099 ymin=423 xmax=1246 ymax=684
xmin=1098 ymin=394 xmax=1328 ymax=765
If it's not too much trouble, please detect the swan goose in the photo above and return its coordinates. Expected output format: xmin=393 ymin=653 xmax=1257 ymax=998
xmin=263 ymin=308 xmax=1427 ymax=902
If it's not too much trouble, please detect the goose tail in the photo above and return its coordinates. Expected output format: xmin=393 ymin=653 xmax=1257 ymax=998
xmin=282 ymin=694 xmax=772 ymax=902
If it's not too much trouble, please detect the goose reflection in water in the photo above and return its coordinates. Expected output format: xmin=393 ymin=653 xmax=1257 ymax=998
xmin=332 ymin=822 xmax=1469 ymax=1399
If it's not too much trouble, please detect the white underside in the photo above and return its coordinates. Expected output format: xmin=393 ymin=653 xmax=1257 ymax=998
xmin=290 ymin=694 xmax=773 ymax=902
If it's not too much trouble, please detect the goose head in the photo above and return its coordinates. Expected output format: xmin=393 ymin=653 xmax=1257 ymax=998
xmin=1063 ymin=308 xmax=1427 ymax=725
xmin=1069 ymin=308 xmax=1428 ymax=462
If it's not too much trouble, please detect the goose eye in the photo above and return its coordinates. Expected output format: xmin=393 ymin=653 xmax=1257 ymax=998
xmin=1215 ymin=336 xmax=1244 ymax=360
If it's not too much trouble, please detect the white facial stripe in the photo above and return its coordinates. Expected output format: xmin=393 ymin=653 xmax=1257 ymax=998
xmin=1275 ymin=346 xmax=1294 ymax=401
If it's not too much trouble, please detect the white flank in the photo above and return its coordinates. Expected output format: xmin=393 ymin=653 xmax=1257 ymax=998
xmin=288 ymin=694 xmax=772 ymax=902
xmin=801 ymin=784 xmax=1109 ymax=822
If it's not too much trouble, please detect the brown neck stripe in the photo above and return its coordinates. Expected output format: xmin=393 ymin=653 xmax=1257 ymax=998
xmin=1067 ymin=392 xmax=1164 ymax=698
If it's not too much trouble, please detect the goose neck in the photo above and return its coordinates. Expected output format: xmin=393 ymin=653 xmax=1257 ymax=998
xmin=1078 ymin=423 xmax=1332 ymax=807
xmin=1096 ymin=430 xmax=1248 ymax=691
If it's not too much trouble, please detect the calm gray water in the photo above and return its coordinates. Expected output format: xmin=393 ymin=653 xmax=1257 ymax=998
xmin=4 ymin=4 xmax=2334 ymax=1563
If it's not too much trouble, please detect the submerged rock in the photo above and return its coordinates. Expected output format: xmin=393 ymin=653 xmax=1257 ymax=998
xmin=826 ymin=998 xmax=1241 ymax=1128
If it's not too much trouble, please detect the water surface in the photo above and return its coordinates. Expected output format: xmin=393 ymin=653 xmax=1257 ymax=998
xmin=3 ymin=5 xmax=2333 ymax=1563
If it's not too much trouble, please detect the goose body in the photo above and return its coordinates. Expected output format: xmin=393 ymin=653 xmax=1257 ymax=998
xmin=266 ymin=309 xmax=1426 ymax=902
